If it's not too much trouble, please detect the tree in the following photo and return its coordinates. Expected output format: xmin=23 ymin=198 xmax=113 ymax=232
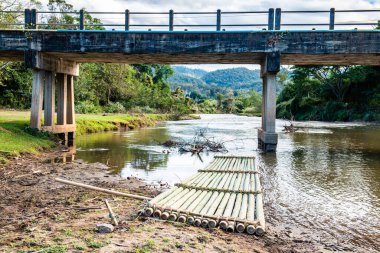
xmin=216 ymin=93 xmax=224 ymax=110
xmin=277 ymin=65 xmax=380 ymax=121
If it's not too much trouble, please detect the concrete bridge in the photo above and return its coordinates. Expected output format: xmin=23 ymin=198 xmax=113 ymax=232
xmin=0 ymin=8 xmax=379 ymax=151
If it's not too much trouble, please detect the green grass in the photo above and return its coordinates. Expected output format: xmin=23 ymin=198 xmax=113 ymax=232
xmin=0 ymin=111 xmax=54 ymax=161
xmin=0 ymin=110 xmax=187 ymax=163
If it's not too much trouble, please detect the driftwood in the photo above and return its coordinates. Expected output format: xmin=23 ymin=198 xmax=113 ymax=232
xmin=55 ymin=178 xmax=151 ymax=201
xmin=162 ymin=129 xmax=228 ymax=154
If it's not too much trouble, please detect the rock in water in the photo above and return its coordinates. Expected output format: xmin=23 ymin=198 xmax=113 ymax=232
xmin=96 ymin=224 xmax=114 ymax=233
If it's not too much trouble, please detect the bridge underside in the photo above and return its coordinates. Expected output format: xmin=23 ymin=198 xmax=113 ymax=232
xmin=0 ymin=30 xmax=379 ymax=151
xmin=1 ymin=52 xmax=379 ymax=65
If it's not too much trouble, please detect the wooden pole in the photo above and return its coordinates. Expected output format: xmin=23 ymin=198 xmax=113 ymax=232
xmin=105 ymin=199 xmax=118 ymax=226
xmin=55 ymin=178 xmax=151 ymax=200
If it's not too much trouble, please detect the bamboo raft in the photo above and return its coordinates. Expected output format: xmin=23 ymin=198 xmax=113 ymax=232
xmin=143 ymin=155 xmax=265 ymax=235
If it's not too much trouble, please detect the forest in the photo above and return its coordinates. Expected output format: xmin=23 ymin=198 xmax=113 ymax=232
xmin=277 ymin=66 xmax=380 ymax=121
xmin=0 ymin=0 xmax=379 ymax=121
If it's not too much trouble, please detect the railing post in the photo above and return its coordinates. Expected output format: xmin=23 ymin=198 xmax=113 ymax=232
xmin=125 ymin=9 xmax=130 ymax=31
xmin=329 ymin=8 xmax=335 ymax=30
xmin=31 ymin=9 xmax=37 ymax=29
xmin=275 ymin=8 xmax=281 ymax=30
xmin=79 ymin=9 xmax=84 ymax=30
xmin=24 ymin=9 xmax=31 ymax=29
xmin=268 ymin=8 xmax=274 ymax=30
xmin=216 ymin=9 xmax=221 ymax=31
xmin=169 ymin=9 xmax=174 ymax=31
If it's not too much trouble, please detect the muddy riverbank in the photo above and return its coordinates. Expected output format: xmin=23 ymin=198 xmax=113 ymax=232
xmin=2 ymin=147 xmax=374 ymax=252
xmin=0 ymin=150 xmax=336 ymax=253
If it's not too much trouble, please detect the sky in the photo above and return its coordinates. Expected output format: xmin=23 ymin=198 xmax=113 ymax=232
xmin=30 ymin=0 xmax=380 ymax=71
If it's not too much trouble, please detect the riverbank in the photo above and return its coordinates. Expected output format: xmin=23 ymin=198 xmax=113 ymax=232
xmin=0 ymin=110 xmax=197 ymax=163
xmin=0 ymin=151 xmax=320 ymax=253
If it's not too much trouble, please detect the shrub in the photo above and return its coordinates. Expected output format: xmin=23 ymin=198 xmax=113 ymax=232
xmin=75 ymin=101 xmax=102 ymax=114
xmin=104 ymin=102 xmax=126 ymax=113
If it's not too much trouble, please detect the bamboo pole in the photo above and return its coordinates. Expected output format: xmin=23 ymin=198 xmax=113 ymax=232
xmin=55 ymin=178 xmax=151 ymax=201
xmin=222 ymin=157 xmax=234 ymax=171
xmin=255 ymin=173 xmax=265 ymax=236
xmin=145 ymin=186 xmax=180 ymax=216
xmin=164 ymin=188 xmax=190 ymax=221
xmin=219 ymin=192 xmax=237 ymax=230
xmin=192 ymin=191 xmax=213 ymax=226
xmin=199 ymin=169 xmax=227 ymax=228
xmin=246 ymin=193 xmax=256 ymax=234
xmin=105 ymin=199 xmax=118 ymax=226
xmin=204 ymin=192 xmax=224 ymax=228
xmin=184 ymin=190 xmax=208 ymax=224
xmin=236 ymin=194 xmax=248 ymax=233
xmin=159 ymin=188 xmax=190 ymax=220
xmin=152 ymin=203 xmax=258 ymax=226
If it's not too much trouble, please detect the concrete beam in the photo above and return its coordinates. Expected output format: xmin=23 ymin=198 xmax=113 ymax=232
xmin=1 ymin=30 xmax=379 ymax=65
xmin=25 ymin=51 xmax=79 ymax=76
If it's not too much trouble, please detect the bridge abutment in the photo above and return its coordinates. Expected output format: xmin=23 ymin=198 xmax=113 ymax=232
xmin=29 ymin=53 xmax=79 ymax=146
xmin=258 ymin=53 xmax=280 ymax=152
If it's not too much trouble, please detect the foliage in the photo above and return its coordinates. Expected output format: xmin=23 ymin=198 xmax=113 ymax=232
xmin=75 ymin=101 xmax=102 ymax=114
xmin=0 ymin=0 xmax=23 ymax=29
xmin=0 ymin=63 xmax=32 ymax=109
xmin=202 ymin=67 xmax=261 ymax=90
xmin=277 ymin=66 xmax=380 ymax=121
xmin=104 ymin=102 xmax=126 ymax=113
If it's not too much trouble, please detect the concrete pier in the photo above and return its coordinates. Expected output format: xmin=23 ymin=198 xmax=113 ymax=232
xmin=258 ymin=53 xmax=280 ymax=152
xmin=29 ymin=53 xmax=79 ymax=146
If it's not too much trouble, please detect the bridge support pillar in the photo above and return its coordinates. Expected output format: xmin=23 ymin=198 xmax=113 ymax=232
xmin=258 ymin=52 xmax=280 ymax=152
xmin=28 ymin=53 xmax=79 ymax=147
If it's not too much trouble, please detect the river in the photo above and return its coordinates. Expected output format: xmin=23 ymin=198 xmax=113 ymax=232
xmin=75 ymin=114 xmax=380 ymax=251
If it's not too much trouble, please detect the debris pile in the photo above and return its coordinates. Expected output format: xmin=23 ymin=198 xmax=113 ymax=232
xmin=162 ymin=129 xmax=228 ymax=154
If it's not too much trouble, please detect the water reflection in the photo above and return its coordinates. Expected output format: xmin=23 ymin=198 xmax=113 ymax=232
xmin=75 ymin=114 xmax=380 ymax=251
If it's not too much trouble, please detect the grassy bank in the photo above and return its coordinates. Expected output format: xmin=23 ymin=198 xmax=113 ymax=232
xmin=0 ymin=110 xmax=194 ymax=163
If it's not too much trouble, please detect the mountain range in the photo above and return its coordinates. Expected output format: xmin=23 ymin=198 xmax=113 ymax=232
xmin=168 ymin=66 xmax=263 ymax=99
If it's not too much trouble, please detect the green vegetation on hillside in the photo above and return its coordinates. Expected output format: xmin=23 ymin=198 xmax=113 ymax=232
xmin=277 ymin=66 xmax=380 ymax=121
xmin=202 ymin=67 xmax=261 ymax=90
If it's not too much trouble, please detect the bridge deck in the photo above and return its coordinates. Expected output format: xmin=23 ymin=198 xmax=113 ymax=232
xmin=1 ymin=30 xmax=379 ymax=65
xmin=143 ymin=155 xmax=265 ymax=235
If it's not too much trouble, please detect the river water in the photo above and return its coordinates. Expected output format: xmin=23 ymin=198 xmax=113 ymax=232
xmin=75 ymin=114 xmax=380 ymax=251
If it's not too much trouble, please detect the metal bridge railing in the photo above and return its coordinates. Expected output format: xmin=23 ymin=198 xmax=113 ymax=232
xmin=0 ymin=8 xmax=379 ymax=31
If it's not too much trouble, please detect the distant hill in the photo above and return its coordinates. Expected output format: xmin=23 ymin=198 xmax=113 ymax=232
xmin=168 ymin=66 xmax=263 ymax=98
xmin=202 ymin=67 xmax=261 ymax=90
xmin=172 ymin=66 xmax=208 ymax=79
